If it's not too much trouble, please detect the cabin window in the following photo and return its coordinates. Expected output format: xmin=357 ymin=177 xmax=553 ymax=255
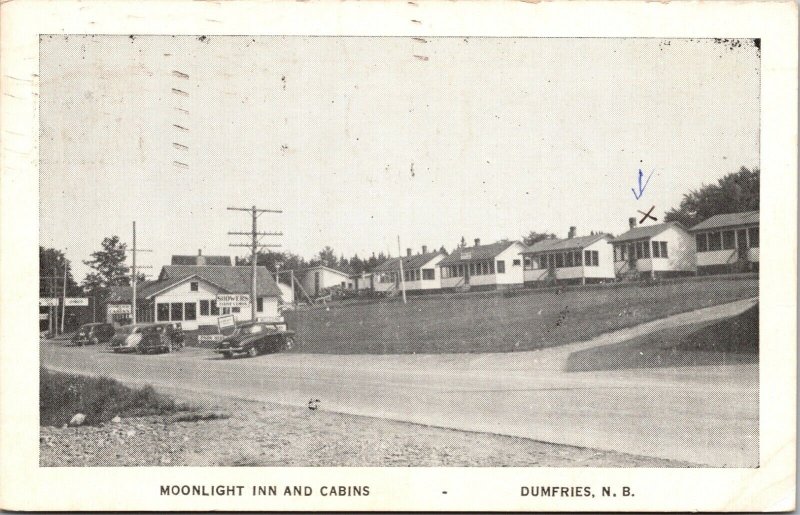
xmin=170 ymin=303 xmax=183 ymax=321
xmin=489 ymin=260 xmax=495 ymax=274
xmin=423 ymin=268 xmax=435 ymax=280
xmin=696 ymin=233 xmax=708 ymax=252
xmin=190 ymin=282 xmax=199 ymax=292
xmin=642 ymin=241 xmax=650 ymax=258
xmin=200 ymin=300 xmax=210 ymax=316
xmin=565 ymin=252 xmax=574 ymax=267
xmin=708 ymin=232 xmax=722 ymax=251
xmin=748 ymin=227 xmax=759 ymax=248
xmin=497 ymin=260 xmax=506 ymax=273
xmin=652 ymin=241 xmax=660 ymax=258
xmin=512 ymin=259 xmax=521 ymax=266
xmin=157 ymin=303 xmax=169 ymax=321
xmin=257 ymin=297 xmax=264 ymax=312
xmin=660 ymin=242 xmax=668 ymax=258
xmin=555 ymin=254 xmax=564 ymax=268
xmin=232 ymin=307 xmax=240 ymax=313
xmin=210 ymin=300 xmax=220 ymax=316
xmin=222 ymin=307 xmax=231 ymax=315
xmin=722 ymin=230 xmax=735 ymax=250
xmin=184 ymin=303 xmax=196 ymax=321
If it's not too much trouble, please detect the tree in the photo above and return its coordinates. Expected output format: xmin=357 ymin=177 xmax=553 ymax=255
xmin=82 ymin=236 xmax=130 ymax=296
xmin=439 ymin=245 xmax=448 ymax=255
xmin=317 ymin=246 xmax=337 ymax=267
xmin=665 ymin=167 xmax=760 ymax=227
xmin=522 ymin=230 xmax=556 ymax=246
xmin=40 ymin=246 xmax=80 ymax=296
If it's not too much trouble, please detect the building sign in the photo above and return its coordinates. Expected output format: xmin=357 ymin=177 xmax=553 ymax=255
xmin=197 ymin=334 xmax=224 ymax=344
xmin=64 ymin=298 xmax=89 ymax=306
xmin=107 ymin=304 xmax=132 ymax=315
xmin=39 ymin=298 xmax=59 ymax=307
xmin=216 ymin=294 xmax=251 ymax=308
xmin=218 ymin=314 xmax=236 ymax=331
xmin=460 ymin=251 xmax=472 ymax=260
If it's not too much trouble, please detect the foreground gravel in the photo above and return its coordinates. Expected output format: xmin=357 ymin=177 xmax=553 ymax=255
xmin=41 ymin=393 xmax=689 ymax=467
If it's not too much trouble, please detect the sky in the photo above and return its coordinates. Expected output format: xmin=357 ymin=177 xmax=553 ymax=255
xmin=39 ymin=36 xmax=760 ymax=281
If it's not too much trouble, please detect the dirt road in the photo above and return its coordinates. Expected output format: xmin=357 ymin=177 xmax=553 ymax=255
xmin=41 ymin=298 xmax=758 ymax=467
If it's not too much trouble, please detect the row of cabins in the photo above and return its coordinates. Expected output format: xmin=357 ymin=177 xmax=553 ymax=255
xmin=137 ymin=211 xmax=758 ymax=321
xmin=304 ymin=211 xmax=759 ymax=295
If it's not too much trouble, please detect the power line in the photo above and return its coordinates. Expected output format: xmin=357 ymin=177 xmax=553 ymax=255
xmin=227 ymin=206 xmax=282 ymax=321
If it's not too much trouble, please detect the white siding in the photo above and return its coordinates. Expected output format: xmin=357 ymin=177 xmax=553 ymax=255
xmin=523 ymin=237 xmax=615 ymax=283
xmin=151 ymin=277 xmax=279 ymax=330
xmin=613 ymin=225 xmax=696 ymax=276
xmin=300 ymin=267 xmax=354 ymax=296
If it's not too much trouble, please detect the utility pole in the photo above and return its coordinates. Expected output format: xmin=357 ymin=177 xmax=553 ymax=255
xmin=60 ymin=255 xmax=68 ymax=334
xmin=228 ymin=206 xmax=282 ymax=321
xmin=128 ymin=221 xmax=153 ymax=324
xmin=397 ymin=235 xmax=407 ymax=304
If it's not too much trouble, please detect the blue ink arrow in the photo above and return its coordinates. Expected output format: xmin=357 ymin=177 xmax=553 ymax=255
xmin=632 ymin=169 xmax=654 ymax=200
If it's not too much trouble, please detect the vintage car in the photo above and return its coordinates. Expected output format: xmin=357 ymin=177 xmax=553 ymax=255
xmin=109 ymin=323 xmax=184 ymax=354
xmin=215 ymin=321 xmax=296 ymax=358
xmin=70 ymin=323 xmax=115 ymax=346
xmin=136 ymin=323 xmax=186 ymax=354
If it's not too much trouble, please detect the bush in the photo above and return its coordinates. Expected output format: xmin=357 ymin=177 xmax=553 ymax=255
xmin=40 ymin=368 xmax=188 ymax=427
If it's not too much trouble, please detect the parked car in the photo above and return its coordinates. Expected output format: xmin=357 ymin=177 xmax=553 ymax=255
xmin=136 ymin=324 xmax=182 ymax=354
xmin=215 ymin=321 xmax=296 ymax=359
xmin=110 ymin=323 xmax=184 ymax=354
xmin=71 ymin=323 xmax=115 ymax=346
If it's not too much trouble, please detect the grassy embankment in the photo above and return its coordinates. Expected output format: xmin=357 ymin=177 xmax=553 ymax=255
xmin=285 ymin=277 xmax=758 ymax=354
xmin=565 ymin=303 xmax=759 ymax=372
xmin=40 ymin=368 xmax=190 ymax=426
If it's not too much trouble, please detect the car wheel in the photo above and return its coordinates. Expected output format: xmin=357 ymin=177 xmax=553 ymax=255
xmin=247 ymin=346 xmax=258 ymax=358
xmin=283 ymin=336 xmax=295 ymax=351
xmin=222 ymin=352 xmax=233 ymax=359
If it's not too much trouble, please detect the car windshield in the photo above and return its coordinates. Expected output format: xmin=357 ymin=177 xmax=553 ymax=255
xmin=117 ymin=326 xmax=141 ymax=335
xmin=241 ymin=325 xmax=264 ymax=335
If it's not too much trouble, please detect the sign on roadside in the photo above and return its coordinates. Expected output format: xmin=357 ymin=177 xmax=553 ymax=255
xmin=197 ymin=334 xmax=224 ymax=344
xmin=39 ymin=313 xmax=49 ymax=320
xmin=107 ymin=304 xmax=132 ymax=315
xmin=39 ymin=298 xmax=59 ymax=307
xmin=218 ymin=314 xmax=236 ymax=331
xmin=216 ymin=294 xmax=250 ymax=308
xmin=64 ymin=298 xmax=89 ymax=306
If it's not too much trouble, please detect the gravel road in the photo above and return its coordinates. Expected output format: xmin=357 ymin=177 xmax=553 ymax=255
xmin=41 ymin=298 xmax=758 ymax=467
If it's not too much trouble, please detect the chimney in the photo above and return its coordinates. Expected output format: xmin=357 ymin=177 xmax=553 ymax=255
xmin=628 ymin=217 xmax=637 ymax=229
xmin=474 ymin=238 xmax=481 ymax=247
xmin=422 ymin=245 xmax=428 ymax=254
xmin=198 ymin=249 xmax=202 ymax=256
xmin=197 ymin=249 xmax=206 ymax=266
xmin=407 ymin=248 xmax=412 ymax=257
xmin=568 ymin=226 xmax=576 ymax=239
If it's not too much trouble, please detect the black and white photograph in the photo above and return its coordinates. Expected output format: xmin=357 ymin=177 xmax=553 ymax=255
xmin=0 ymin=1 xmax=796 ymax=511
xmin=38 ymin=34 xmax=761 ymax=468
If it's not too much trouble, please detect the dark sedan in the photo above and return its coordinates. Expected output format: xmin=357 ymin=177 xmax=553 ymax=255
xmin=215 ymin=322 xmax=296 ymax=359
xmin=71 ymin=323 xmax=115 ymax=346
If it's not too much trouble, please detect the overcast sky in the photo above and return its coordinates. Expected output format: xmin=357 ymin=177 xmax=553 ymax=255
xmin=39 ymin=36 xmax=759 ymax=280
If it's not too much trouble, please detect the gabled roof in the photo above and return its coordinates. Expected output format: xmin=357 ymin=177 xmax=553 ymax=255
xmin=107 ymin=282 xmax=158 ymax=303
xmin=171 ymin=255 xmax=232 ymax=266
xmin=522 ymin=234 xmax=609 ymax=254
xmin=439 ymin=241 xmax=523 ymax=265
xmin=689 ymin=211 xmax=759 ymax=232
xmin=150 ymin=265 xmax=281 ymax=298
xmin=373 ymin=251 xmax=444 ymax=272
xmin=612 ymin=222 xmax=686 ymax=243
